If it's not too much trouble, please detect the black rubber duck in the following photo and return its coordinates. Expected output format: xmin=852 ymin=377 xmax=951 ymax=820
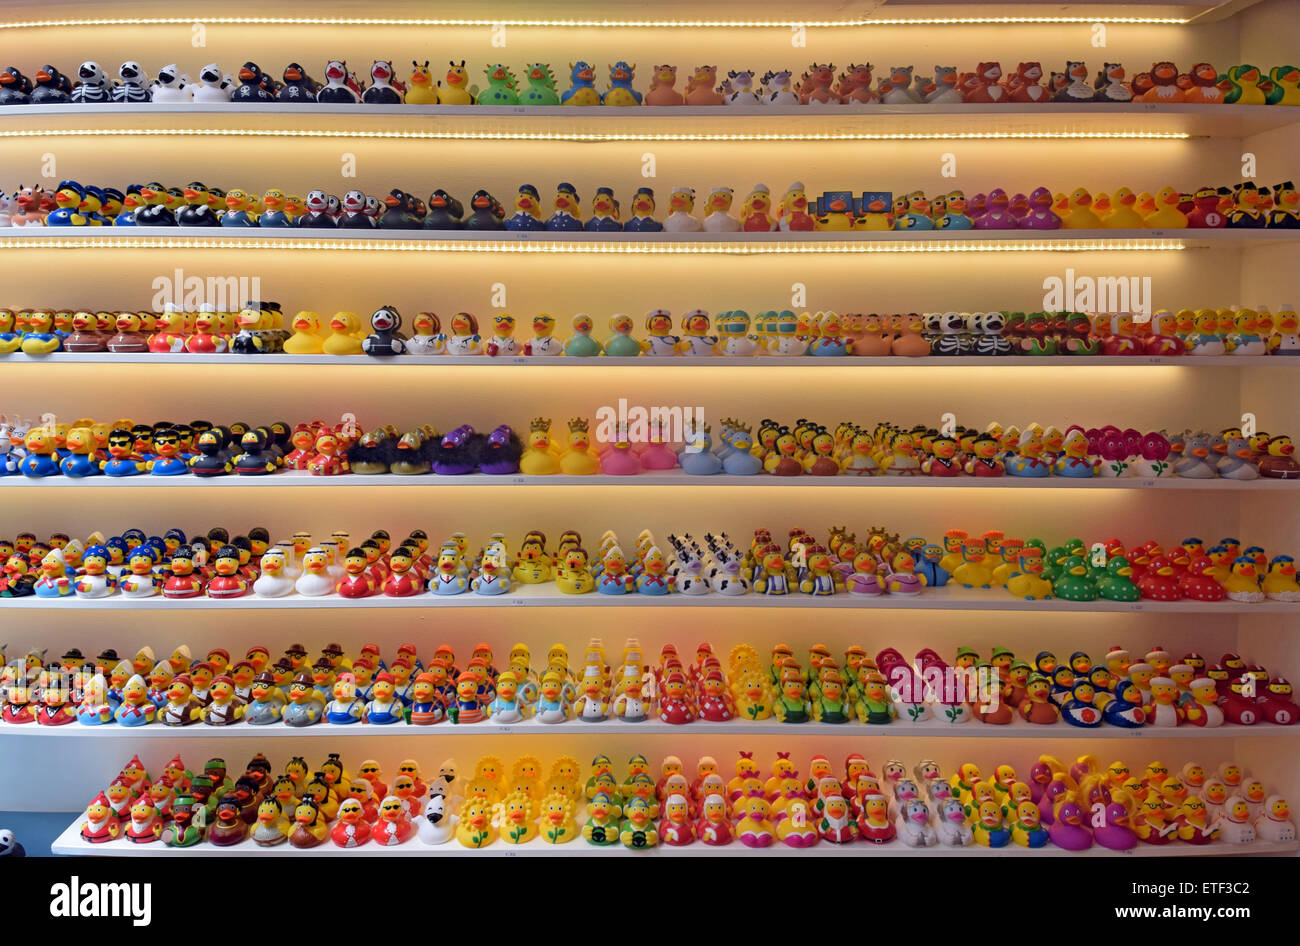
xmin=379 ymin=189 xmax=419 ymax=229
xmin=233 ymin=429 xmax=277 ymax=475
xmin=231 ymin=62 xmax=275 ymax=102
xmin=31 ymin=65 xmax=71 ymax=103
xmin=276 ymin=63 xmax=317 ymax=102
xmin=0 ymin=67 xmax=32 ymax=104
xmin=361 ymin=305 xmax=407 ymax=356
xmin=177 ymin=181 xmax=222 ymax=226
xmin=465 ymin=190 xmax=505 ymax=230
xmin=423 ymin=189 xmax=464 ymax=229
xmin=190 ymin=431 xmax=232 ymax=476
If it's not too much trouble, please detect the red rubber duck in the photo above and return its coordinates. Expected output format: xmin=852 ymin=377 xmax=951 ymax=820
xmin=1260 ymin=678 xmax=1298 ymax=725
xmin=1179 ymin=555 xmax=1225 ymax=601
xmin=1138 ymin=556 xmax=1183 ymax=601
xmin=1220 ymin=677 xmax=1259 ymax=725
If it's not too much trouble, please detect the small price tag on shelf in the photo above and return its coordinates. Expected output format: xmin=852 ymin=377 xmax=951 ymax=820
xmin=509 ymin=476 xmax=526 ymax=485
xmin=495 ymin=726 xmax=514 ymax=734
xmin=1127 ymin=602 xmax=1145 ymax=611
xmin=509 ymin=357 xmax=529 ymax=365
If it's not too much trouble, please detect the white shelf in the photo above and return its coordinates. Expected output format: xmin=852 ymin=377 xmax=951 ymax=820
xmin=0 ymin=227 xmax=1290 ymax=252
xmin=2 ymin=469 xmax=1295 ymax=491
xmin=2 ymin=582 xmax=1294 ymax=612
xmin=0 ymin=352 xmax=1291 ymax=368
xmin=3 ymin=102 xmax=1294 ymax=140
xmin=48 ymin=816 xmax=1299 ymax=857
xmin=5 ymin=715 xmax=1289 ymax=739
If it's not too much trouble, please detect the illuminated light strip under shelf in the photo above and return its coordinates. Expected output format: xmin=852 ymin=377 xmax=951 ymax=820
xmin=0 ymin=128 xmax=1192 ymax=142
xmin=0 ymin=237 xmax=1187 ymax=254
xmin=0 ymin=16 xmax=1192 ymax=29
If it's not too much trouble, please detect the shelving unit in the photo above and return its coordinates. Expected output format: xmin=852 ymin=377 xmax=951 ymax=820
xmin=2 ymin=0 xmax=1299 ymax=859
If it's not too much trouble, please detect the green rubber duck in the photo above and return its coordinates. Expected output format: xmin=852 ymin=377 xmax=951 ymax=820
xmin=1052 ymin=555 xmax=1098 ymax=602
xmin=1097 ymin=556 xmax=1141 ymax=602
xmin=519 ymin=63 xmax=560 ymax=106
xmin=1040 ymin=546 xmax=1070 ymax=582
xmin=604 ymin=313 xmax=642 ymax=357
xmin=478 ymin=64 xmax=519 ymax=105
xmin=1220 ymin=64 xmax=1269 ymax=105
xmin=1266 ymin=65 xmax=1300 ymax=105
xmin=564 ymin=313 xmax=603 ymax=357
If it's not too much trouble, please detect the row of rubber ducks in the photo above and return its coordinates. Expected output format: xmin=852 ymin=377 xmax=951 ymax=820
xmin=11 ymin=633 xmax=1292 ymax=730
xmin=9 ymin=178 xmax=1295 ymax=231
xmin=822 ymin=420 xmax=1300 ymax=480
xmin=78 ymin=752 xmax=469 ymax=848
xmin=3 ymin=518 xmax=1295 ymax=607
xmin=77 ymin=749 xmax=1296 ymax=850
xmin=926 ymin=527 xmax=1300 ymax=603
xmin=9 ymin=303 xmax=1298 ymax=360
xmin=22 ymin=59 xmax=1299 ymax=109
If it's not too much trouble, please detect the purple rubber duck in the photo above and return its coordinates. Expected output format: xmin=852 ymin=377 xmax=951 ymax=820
xmin=1019 ymin=186 xmax=1062 ymax=229
xmin=974 ymin=188 xmax=1018 ymax=229
xmin=432 ymin=424 xmax=481 ymax=475
xmin=1047 ymin=798 xmax=1094 ymax=850
xmin=1037 ymin=778 xmax=1071 ymax=824
xmin=477 ymin=424 xmax=522 ymax=475
xmin=1093 ymin=800 xmax=1139 ymax=850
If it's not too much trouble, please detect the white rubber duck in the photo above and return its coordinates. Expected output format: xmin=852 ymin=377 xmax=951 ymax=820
xmin=252 ymin=547 xmax=296 ymax=598
xmin=1254 ymin=796 xmax=1296 ymax=842
xmin=294 ymin=547 xmax=336 ymax=597
xmin=702 ymin=187 xmax=741 ymax=232
xmin=662 ymin=187 xmax=701 ymax=232
xmin=190 ymin=63 xmax=232 ymax=102
xmin=894 ymin=799 xmax=939 ymax=846
xmin=151 ymin=64 xmax=191 ymax=102
xmin=417 ymin=788 xmax=458 ymax=845
xmin=933 ymin=798 xmax=973 ymax=845
xmin=1211 ymin=796 xmax=1257 ymax=844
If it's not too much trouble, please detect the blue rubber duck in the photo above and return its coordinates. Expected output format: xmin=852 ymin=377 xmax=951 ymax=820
xmin=545 ymin=183 xmax=583 ymax=231
xmin=504 ymin=184 xmax=546 ymax=231
xmin=584 ymin=187 xmax=622 ymax=232
xmin=680 ymin=427 xmax=723 ymax=475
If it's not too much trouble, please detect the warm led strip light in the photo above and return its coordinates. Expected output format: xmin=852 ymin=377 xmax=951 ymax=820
xmin=0 ymin=16 xmax=1191 ymax=29
xmin=0 ymin=236 xmax=1187 ymax=254
xmin=0 ymin=128 xmax=1192 ymax=142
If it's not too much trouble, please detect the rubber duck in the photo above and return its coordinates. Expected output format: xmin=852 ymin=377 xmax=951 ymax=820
xmin=1255 ymin=796 xmax=1296 ymax=842
xmin=971 ymin=798 xmax=1010 ymax=848
xmin=1260 ymin=435 xmax=1300 ymax=478
xmin=322 ymin=311 xmax=363 ymax=355
xmin=476 ymin=62 xmax=517 ymax=105
xmin=1006 ymin=549 xmax=1054 ymax=600
xmin=431 ymin=59 xmax=472 ymax=104
xmin=1212 ymin=796 xmax=1257 ymax=844
xmin=1145 ymin=185 xmax=1189 ymax=228
xmin=561 ymin=61 xmax=601 ymax=105
xmin=1018 ymin=675 xmax=1060 ymax=724
xmin=1221 ymin=64 xmax=1268 ymax=105
xmin=1059 ymin=187 xmax=1103 ymax=228
xmin=563 ymin=313 xmax=601 ymax=356
xmin=1222 ymin=556 xmax=1265 ymax=601
xmin=515 ymin=62 xmax=559 ymax=105
xmin=702 ymin=187 xmax=741 ymax=232
xmin=662 ymin=186 xmax=700 ymax=232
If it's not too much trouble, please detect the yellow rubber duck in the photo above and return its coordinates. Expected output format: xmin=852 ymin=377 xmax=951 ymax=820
xmin=438 ymin=60 xmax=476 ymax=105
xmin=1104 ymin=187 xmax=1146 ymax=228
xmin=1006 ymin=549 xmax=1054 ymax=600
xmin=537 ymin=792 xmax=577 ymax=844
xmin=1223 ymin=557 xmax=1266 ymax=602
xmin=953 ymin=540 xmax=997 ymax=588
xmin=456 ymin=798 xmax=496 ymax=848
xmin=555 ymin=547 xmax=595 ymax=594
xmin=284 ymin=311 xmax=325 ymax=354
xmin=1262 ymin=557 xmax=1300 ymax=601
xmin=498 ymin=790 xmax=537 ymax=845
xmin=405 ymin=60 xmax=440 ymax=104
xmin=558 ymin=418 xmax=599 ymax=475
xmin=1061 ymin=187 xmax=1103 ymax=229
xmin=518 ymin=419 xmax=560 ymax=476
xmin=1144 ymin=186 xmax=1189 ymax=229
xmin=323 ymin=311 xmax=364 ymax=355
